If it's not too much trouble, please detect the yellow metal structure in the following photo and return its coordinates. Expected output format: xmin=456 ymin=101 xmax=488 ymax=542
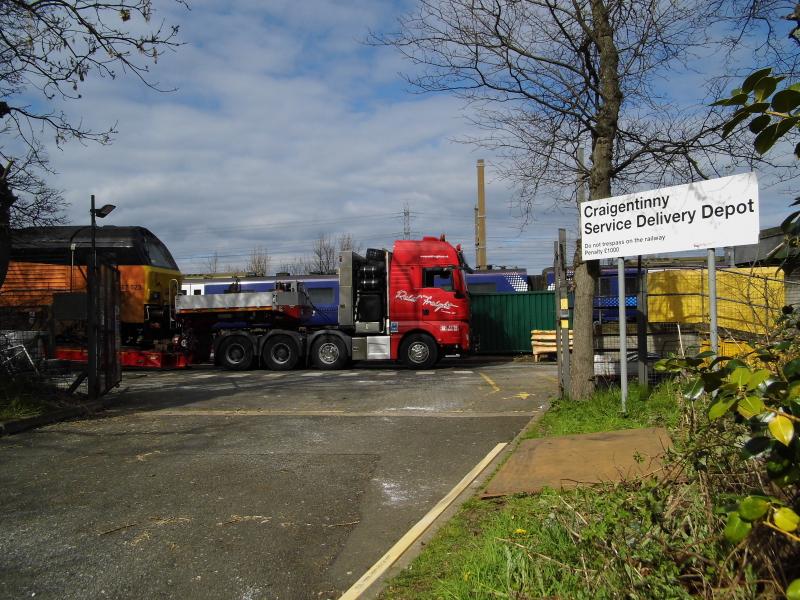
xmin=700 ymin=338 xmax=755 ymax=358
xmin=647 ymin=267 xmax=783 ymax=335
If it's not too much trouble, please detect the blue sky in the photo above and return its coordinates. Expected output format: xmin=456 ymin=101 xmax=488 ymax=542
xmin=39 ymin=0 xmax=796 ymax=275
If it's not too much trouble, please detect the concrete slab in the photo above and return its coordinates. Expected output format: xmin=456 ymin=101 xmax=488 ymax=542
xmin=482 ymin=427 xmax=672 ymax=498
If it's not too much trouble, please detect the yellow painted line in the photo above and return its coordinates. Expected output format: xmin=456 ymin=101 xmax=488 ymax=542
xmin=130 ymin=409 xmax=534 ymax=418
xmin=339 ymin=442 xmax=508 ymax=600
xmin=479 ymin=372 xmax=501 ymax=394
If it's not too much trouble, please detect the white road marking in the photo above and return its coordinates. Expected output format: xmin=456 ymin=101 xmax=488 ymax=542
xmin=130 ymin=409 xmax=534 ymax=418
xmin=226 ymin=373 xmax=249 ymax=378
xmin=192 ymin=374 xmax=216 ymax=379
xmin=300 ymin=372 xmax=325 ymax=377
xmin=452 ymin=370 xmax=474 ymax=374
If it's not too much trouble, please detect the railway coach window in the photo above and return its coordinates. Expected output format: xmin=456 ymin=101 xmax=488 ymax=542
xmin=468 ymin=282 xmax=497 ymax=293
xmin=308 ymin=287 xmax=335 ymax=304
xmin=597 ymin=276 xmax=639 ymax=296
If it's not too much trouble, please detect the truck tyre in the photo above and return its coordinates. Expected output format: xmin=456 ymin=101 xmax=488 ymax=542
xmin=218 ymin=335 xmax=254 ymax=370
xmin=311 ymin=335 xmax=348 ymax=370
xmin=400 ymin=333 xmax=438 ymax=369
xmin=263 ymin=335 xmax=299 ymax=371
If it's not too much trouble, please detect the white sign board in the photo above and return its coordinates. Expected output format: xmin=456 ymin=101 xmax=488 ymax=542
xmin=580 ymin=173 xmax=759 ymax=260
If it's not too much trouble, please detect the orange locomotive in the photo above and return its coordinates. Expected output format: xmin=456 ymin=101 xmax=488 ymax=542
xmin=1 ymin=226 xmax=184 ymax=367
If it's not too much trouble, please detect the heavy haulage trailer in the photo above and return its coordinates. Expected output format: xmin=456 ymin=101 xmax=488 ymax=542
xmin=174 ymin=237 xmax=471 ymax=370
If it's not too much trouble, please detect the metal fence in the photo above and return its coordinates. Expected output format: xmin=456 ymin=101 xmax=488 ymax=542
xmin=0 ymin=254 xmax=121 ymax=397
xmin=590 ymin=265 xmax=793 ymax=385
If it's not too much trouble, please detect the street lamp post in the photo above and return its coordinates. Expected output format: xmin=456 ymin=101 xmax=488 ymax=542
xmin=87 ymin=195 xmax=115 ymax=401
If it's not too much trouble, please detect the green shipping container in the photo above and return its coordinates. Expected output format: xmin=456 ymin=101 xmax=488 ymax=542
xmin=469 ymin=291 xmax=556 ymax=354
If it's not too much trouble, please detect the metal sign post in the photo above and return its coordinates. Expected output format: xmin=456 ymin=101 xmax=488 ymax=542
xmin=708 ymin=248 xmax=718 ymax=354
xmin=88 ymin=195 xmax=97 ymax=401
xmin=636 ymin=256 xmax=649 ymax=395
xmin=617 ymin=257 xmax=627 ymax=415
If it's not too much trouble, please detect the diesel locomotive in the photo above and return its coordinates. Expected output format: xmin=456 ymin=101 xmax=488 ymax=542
xmin=0 ymin=226 xmax=182 ymax=365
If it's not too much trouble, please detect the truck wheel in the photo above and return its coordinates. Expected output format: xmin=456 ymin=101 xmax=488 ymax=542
xmin=311 ymin=335 xmax=348 ymax=370
xmin=263 ymin=335 xmax=299 ymax=371
xmin=218 ymin=335 xmax=254 ymax=370
xmin=400 ymin=333 xmax=438 ymax=369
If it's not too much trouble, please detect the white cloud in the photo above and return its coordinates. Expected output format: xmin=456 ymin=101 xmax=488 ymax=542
xmin=32 ymin=0 xmax=797 ymax=276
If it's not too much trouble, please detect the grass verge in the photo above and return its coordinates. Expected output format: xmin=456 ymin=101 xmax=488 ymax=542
xmin=378 ymin=381 xmax=758 ymax=600
xmin=523 ymin=380 xmax=681 ymax=439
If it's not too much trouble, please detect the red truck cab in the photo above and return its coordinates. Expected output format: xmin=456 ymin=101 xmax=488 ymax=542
xmin=337 ymin=235 xmax=471 ymax=368
xmin=387 ymin=236 xmax=471 ymax=365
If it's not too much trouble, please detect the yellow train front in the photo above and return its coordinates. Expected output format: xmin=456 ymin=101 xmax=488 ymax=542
xmin=0 ymin=226 xmax=185 ymax=368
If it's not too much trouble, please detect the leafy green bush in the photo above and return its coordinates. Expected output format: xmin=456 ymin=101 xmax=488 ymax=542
xmin=656 ymin=310 xmax=800 ymax=596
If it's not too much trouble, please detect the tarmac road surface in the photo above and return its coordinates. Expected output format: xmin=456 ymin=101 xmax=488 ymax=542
xmin=0 ymin=357 xmax=557 ymax=600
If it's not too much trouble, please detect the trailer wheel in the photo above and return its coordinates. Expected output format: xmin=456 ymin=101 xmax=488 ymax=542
xmin=400 ymin=333 xmax=438 ymax=369
xmin=263 ymin=335 xmax=299 ymax=371
xmin=311 ymin=336 xmax=348 ymax=370
xmin=218 ymin=335 xmax=254 ymax=370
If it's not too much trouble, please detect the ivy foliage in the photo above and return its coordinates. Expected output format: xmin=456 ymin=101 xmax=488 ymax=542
xmin=714 ymin=68 xmax=800 ymax=157
xmin=714 ymin=68 xmax=800 ymax=268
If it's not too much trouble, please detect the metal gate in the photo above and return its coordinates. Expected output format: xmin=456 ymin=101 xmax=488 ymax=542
xmin=469 ymin=291 xmax=555 ymax=354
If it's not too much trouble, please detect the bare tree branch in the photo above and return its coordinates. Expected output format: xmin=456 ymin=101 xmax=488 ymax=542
xmin=373 ymin=0 xmax=798 ymax=398
xmin=246 ymin=245 xmax=271 ymax=277
xmin=0 ymin=0 xmax=185 ymax=233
